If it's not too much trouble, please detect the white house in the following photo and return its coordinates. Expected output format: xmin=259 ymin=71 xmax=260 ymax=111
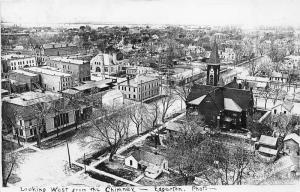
xmin=271 ymin=101 xmax=294 ymax=116
xmin=124 ymin=149 xmax=168 ymax=179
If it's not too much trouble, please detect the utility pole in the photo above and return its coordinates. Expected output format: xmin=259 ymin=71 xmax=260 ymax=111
xmin=66 ymin=141 xmax=71 ymax=168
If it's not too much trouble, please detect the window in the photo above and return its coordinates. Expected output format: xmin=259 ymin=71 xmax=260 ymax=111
xmin=130 ymin=160 xmax=132 ymax=166
xmin=129 ymin=94 xmax=131 ymax=99
xmin=19 ymin=120 xmax=23 ymax=126
xmin=274 ymin=109 xmax=277 ymax=114
xmin=284 ymin=111 xmax=286 ymax=114
xmin=133 ymin=95 xmax=136 ymax=99
xmin=19 ymin=129 xmax=23 ymax=136
xmin=209 ymin=74 xmax=214 ymax=85
xmin=29 ymin=120 xmax=32 ymax=126
xmin=30 ymin=129 xmax=33 ymax=136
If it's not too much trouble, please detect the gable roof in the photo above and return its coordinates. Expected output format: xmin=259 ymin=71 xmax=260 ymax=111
xmin=258 ymin=146 xmax=278 ymax=156
xmin=129 ymin=149 xmax=166 ymax=166
xmin=224 ymin=98 xmax=242 ymax=112
xmin=259 ymin=135 xmax=278 ymax=147
xmin=187 ymin=84 xmax=253 ymax=111
xmin=284 ymin=133 xmax=300 ymax=145
xmin=188 ymin=95 xmax=206 ymax=105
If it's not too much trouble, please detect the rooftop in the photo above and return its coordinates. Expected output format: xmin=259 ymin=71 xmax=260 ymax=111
xmin=259 ymin=135 xmax=278 ymax=147
xmin=2 ymin=91 xmax=62 ymax=106
xmin=43 ymin=43 xmax=77 ymax=49
xmin=10 ymin=69 xmax=38 ymax=77
xmin=240 ymin=76 xmax=270 ymax=83
xmin=224 ymin=98 xmax=242 ymax=112
xmin=120 ymin=75 xmax=158 ymax=87
xmin=188 ymin=95 xmax=206 ymax=105
xmin=1 ymin=54 xmax=34 ymax=60
xmin=52 ymin=57 xmax=88 ymax=65
xmin=62 ymin=89 xmax=80 ymax=95
xmin=129 ymin=149 xmax=166 ymax=166
xmin=284 ymin=133 xmax=300 ymax=145
xmin=171 ymin=68 xmax=201 ymax=79
xmin=26 ymin=67 xmax=71 ymax=77
xmin=258 ymin=146 xmax=278 ymax=156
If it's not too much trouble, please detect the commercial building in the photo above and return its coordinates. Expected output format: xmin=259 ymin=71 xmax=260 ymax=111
xmin=1 ymin=54 xmax=37 ymax=70
xmin=118 ymin=76 xmax=160 ymax=101
xmin=2 ymin=91 xmax=92 ymax=141
xmin=8 ymin=69 xmax=40 ymax=91
xmin=25 ymin=67 xmax=73 ymax=92
xmin=46 ymin=57 xmax=91 ymax=82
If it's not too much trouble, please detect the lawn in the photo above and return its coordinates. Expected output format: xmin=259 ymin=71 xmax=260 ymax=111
xmin=2 ymin=139 xmax=22 ymax=153
xmin=34 ymin=128 xmax=78 ymax=149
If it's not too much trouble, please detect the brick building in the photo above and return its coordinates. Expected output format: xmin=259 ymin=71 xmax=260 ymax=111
xmin=46 ymin=57 xmax=91 ymax=82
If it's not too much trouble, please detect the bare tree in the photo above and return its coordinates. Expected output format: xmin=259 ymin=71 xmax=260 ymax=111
xmin=173 ymin=84 xmax=192 ymax=103
xmin=166 ymin=117 xmax=206 ymax=185
xmin=148 ymin=99 xmax=161 ymax=128
xmin=232 ymin=41 xmax=245 ymax=67
xmin=248 ymin=60 xmax=260 ymax=76
xmin=90 ymin=106 xmax=130 ymax=161
xmin=199 ymin=139 xmax=255 ymax=185
xmin=32 ymin=95 xmax=60 ymax=148
xmin=129 ymin=104 xmax=149 ymax=135
xmin=160 ymin=87 xmax=176 ymax=123
xmin=259 ymin=85 xmax=274 ymax=109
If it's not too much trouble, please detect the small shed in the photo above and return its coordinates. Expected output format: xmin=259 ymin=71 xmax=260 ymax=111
xmin=283 ymin=133 xmax=300 ymax=156
xmin=259 ymin=135 xmax=278 ymax=149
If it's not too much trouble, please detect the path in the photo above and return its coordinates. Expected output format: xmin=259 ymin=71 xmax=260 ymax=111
xmin=70 ymin=112 xmax=186 ymax=185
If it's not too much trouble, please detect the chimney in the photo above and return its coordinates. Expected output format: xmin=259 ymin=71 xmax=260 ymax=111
xmin=233 ymin=76 xmax=237 ymax=82
xmin=238 ymin=83 xmax=242 ymax=89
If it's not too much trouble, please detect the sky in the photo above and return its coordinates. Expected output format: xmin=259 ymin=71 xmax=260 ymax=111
xmin=1 ymin=0 xmax=300 ymax=28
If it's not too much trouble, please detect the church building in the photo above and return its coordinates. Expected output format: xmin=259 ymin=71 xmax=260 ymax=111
xmin=186 ymin=41 xmax=254 ymax=130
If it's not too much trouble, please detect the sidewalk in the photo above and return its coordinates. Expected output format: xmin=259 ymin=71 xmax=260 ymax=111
xmin=70 ymin=111 xmax=186 ymax=186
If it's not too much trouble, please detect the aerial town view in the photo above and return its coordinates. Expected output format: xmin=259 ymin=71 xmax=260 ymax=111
xmin=1 ymin=0 xmax=300 ymax=190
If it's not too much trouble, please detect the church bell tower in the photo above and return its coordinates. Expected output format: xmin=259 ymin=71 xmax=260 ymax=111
xmin=206 ymin=39 xmax=220 ymax=86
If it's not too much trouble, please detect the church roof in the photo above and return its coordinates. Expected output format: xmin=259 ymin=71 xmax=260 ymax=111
xmin=224 ymin=98 xmax=242 ymax=112
xmin=186 ymin=84 xmax=253 ymax=112
xmin=188 ymin=95 xmax=206 ymax=105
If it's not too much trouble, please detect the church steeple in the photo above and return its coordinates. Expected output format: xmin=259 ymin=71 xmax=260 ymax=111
xmin=206 ymin=39 xmax=220 ymax=86
xmin=208 ymin=39 xmax=220 ymax=64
